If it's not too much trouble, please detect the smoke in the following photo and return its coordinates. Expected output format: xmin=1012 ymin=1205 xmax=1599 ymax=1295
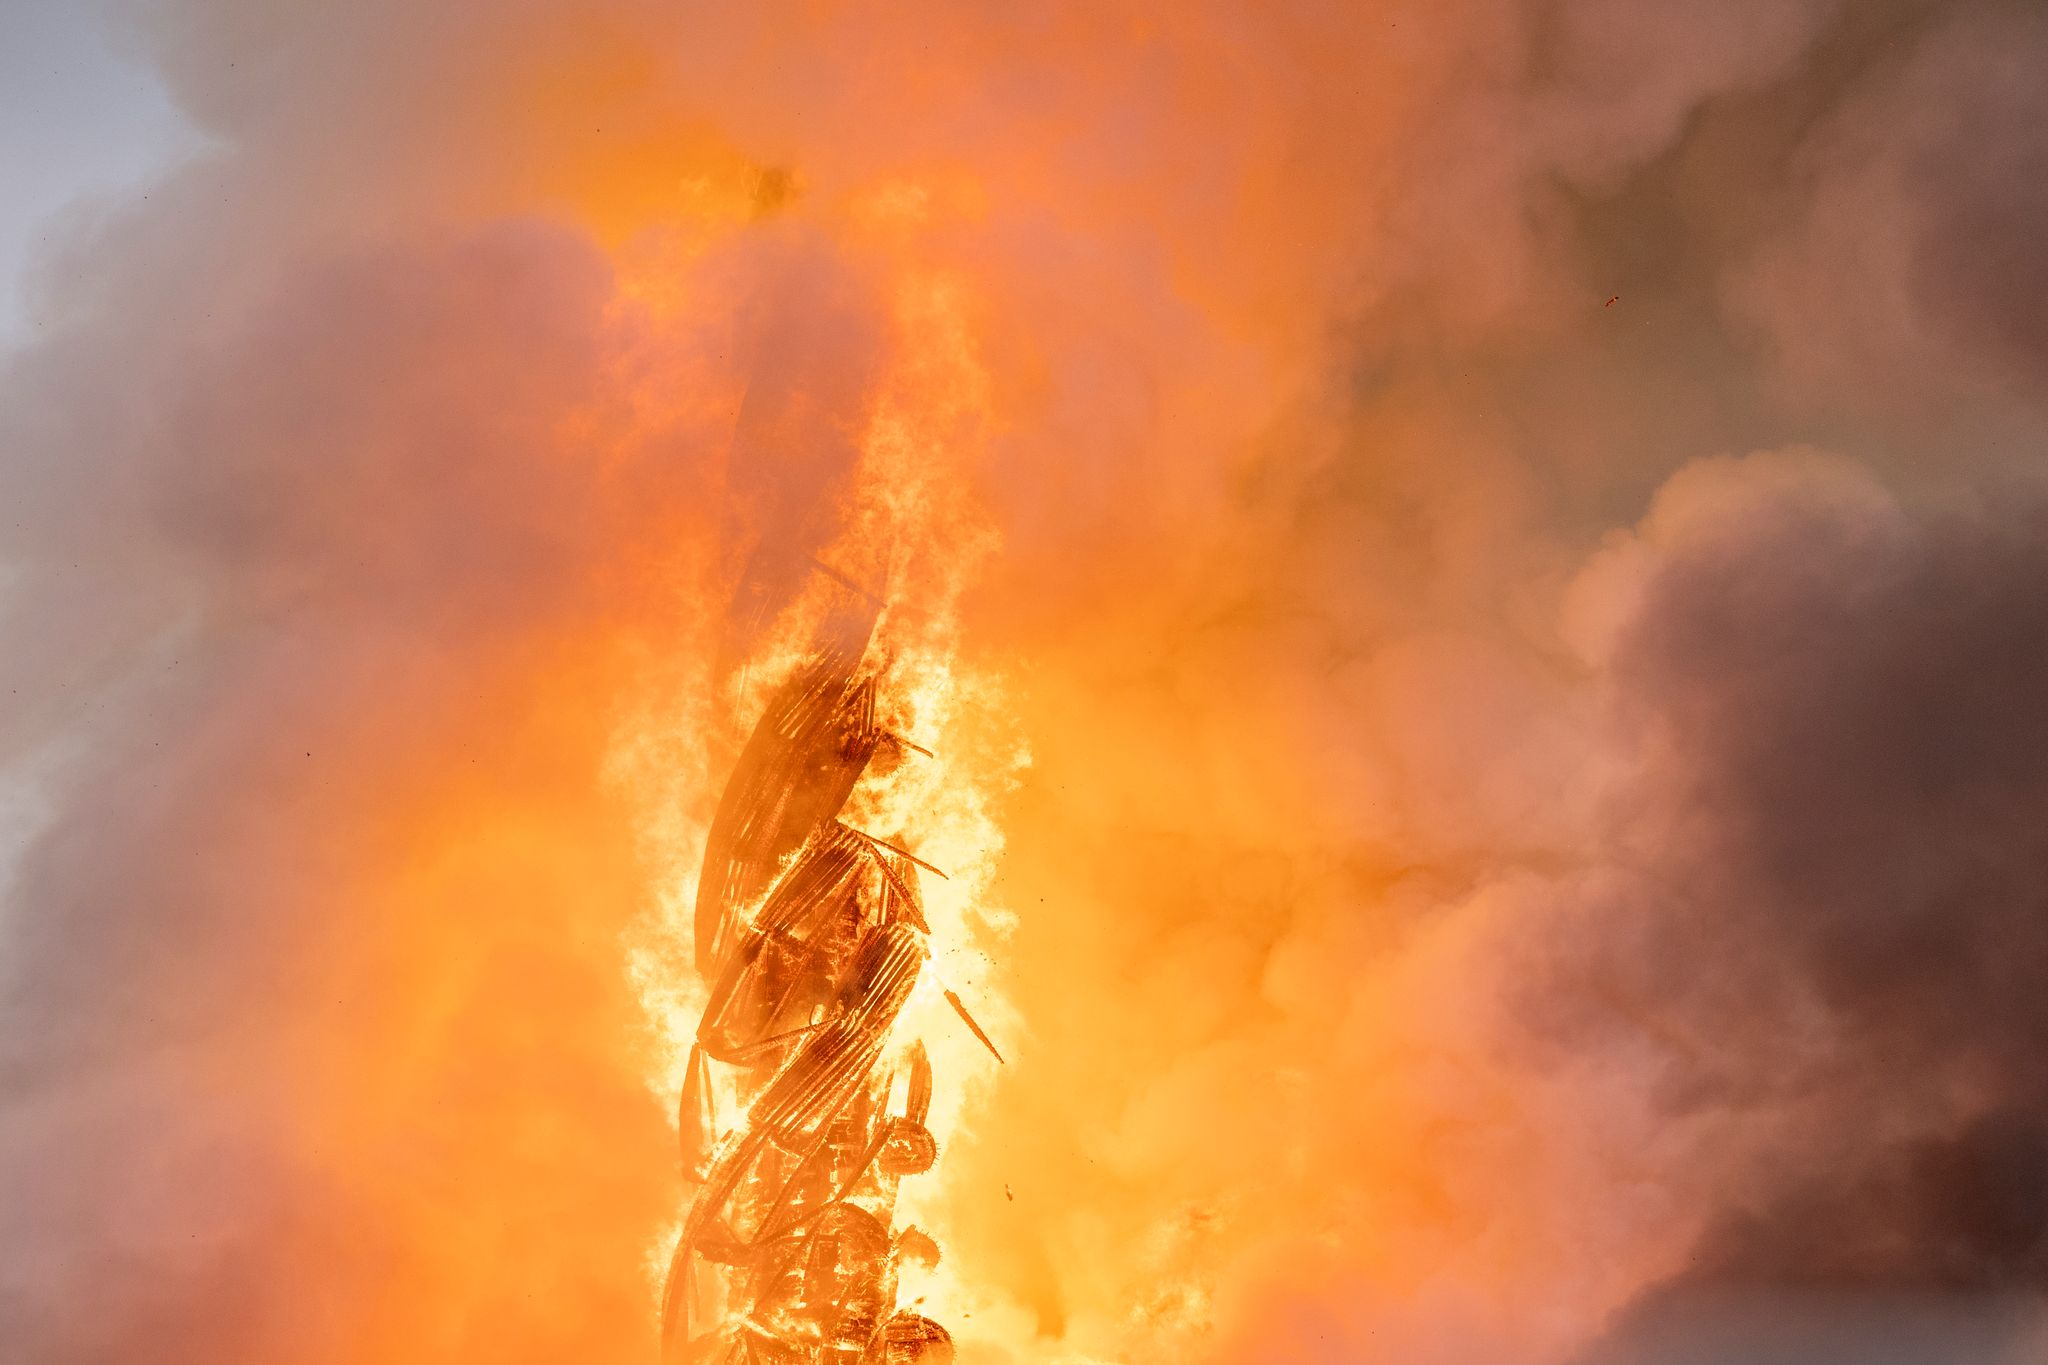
xmin=1729 ymin=3 xmax=2048 ymax=414
xmin=5 ymin=1 xmax=2048 ymax=1363
xmin=1548 ymin=450 xmax=2048 ymax=1360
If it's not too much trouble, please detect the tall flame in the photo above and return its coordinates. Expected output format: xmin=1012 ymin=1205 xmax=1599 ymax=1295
xmin=622 ymin=256 xmax=1024 ymax=1362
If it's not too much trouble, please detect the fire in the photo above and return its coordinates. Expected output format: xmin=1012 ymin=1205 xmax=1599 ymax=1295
xmin=616 ymin=245 xmax=1026 ymax=1362
xmin=658 ymin=586 xmax=965 ymax=1362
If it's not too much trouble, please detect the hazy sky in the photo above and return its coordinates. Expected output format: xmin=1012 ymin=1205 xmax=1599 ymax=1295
xmin=0 ymin=3 xmax=198 ymax=341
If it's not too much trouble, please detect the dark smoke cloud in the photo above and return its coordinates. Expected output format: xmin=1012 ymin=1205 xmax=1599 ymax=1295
xmin=1545 ymin=451 xmax=2048 ymax=1358
xmin=1729 ymin=1 xmax=2048 ymax=419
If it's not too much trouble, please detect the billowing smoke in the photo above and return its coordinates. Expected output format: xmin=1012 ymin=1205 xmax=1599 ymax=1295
xmin=4 ymin=2 xmax=2048 ymax=1363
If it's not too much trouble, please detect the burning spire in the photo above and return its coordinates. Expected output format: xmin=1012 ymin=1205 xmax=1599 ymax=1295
xmin=661 ymin=570 xmax=961 ymax=1364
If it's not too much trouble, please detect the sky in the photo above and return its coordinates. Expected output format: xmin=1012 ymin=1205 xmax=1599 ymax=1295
xmin=0 ymin=2 xmax=200 ymax=973
xmin=4 ymin=3 xmax=2048 ymax=1364
xmin=0 ymin=4 xmax=201 ymax=342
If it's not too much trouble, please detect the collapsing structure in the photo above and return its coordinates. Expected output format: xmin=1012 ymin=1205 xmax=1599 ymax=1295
xmin=662 ymin=586 xmax=960 ymax=1364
